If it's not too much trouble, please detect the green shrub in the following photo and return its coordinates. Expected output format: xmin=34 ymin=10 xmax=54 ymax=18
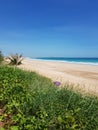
xmin=0 ymin=66 xmax=98 ymax=129
xmin=0 ymin=51 xmax=4 ymax=64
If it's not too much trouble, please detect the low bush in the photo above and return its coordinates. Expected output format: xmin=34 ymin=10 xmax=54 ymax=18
xmin=0 ymin=51 xmax=4 ymax=64
xmin=0 ymin=66 xmax=98 ymax=130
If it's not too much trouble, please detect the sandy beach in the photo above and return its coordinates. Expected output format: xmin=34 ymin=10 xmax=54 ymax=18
xmin=19 ymin=58 xmax=98 ymax=95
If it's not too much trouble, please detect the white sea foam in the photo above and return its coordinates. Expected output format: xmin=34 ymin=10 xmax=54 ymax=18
xmin=30 ymin=58 xmax=98 ymax=66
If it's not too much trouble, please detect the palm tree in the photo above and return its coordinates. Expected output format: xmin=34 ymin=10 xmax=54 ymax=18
xmin=7 ymin=53 xmax=23 ymax=65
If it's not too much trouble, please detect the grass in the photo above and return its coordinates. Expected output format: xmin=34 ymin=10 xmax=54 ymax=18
xmin=0 ymin=66 xmax=98 ymax=130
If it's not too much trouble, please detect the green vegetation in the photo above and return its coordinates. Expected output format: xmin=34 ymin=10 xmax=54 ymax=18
xmin=7 ymin=53 xmax=23 ymax=65
xmin=0 ymin=51 xmax=4 ymax=64
xmin=0 ymin=66 xmax=98 ymax=130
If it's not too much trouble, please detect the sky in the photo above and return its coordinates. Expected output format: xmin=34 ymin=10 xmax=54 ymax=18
xmin=0 ymin=0 xmax=98 ymax=57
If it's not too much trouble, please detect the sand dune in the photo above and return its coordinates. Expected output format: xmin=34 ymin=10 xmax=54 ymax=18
xmin=19 ymin=58 xmax=98 ymax=95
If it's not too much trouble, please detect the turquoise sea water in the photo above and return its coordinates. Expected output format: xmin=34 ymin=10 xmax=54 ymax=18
xmin=35 ymin=57 xmax=98 ymax=65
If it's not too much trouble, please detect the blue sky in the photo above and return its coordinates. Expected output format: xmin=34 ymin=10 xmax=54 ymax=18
xmin=0 ymin=0 xmax=98 ymax=57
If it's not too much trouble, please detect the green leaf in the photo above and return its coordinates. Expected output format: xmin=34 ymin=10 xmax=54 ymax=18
xmin=11 ymin=126 xmax=19 ymax=130
xmin=0 ymin=128 xmax=5 ymax=130
xmin=0 ymin=115 xmax=3 ymax=121
xmin=58 ymin=115 xmax=63 ymax=123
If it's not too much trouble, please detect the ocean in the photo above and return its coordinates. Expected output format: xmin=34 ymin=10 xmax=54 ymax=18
xmin=35 ymin=57 xmax=98 ymax=66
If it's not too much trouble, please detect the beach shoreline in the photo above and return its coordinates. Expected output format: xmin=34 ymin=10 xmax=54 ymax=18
xmin=32 ymin=58 xmax=98 ymax=66
xmin=19 ymin=58 xmax=98 ymax=95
